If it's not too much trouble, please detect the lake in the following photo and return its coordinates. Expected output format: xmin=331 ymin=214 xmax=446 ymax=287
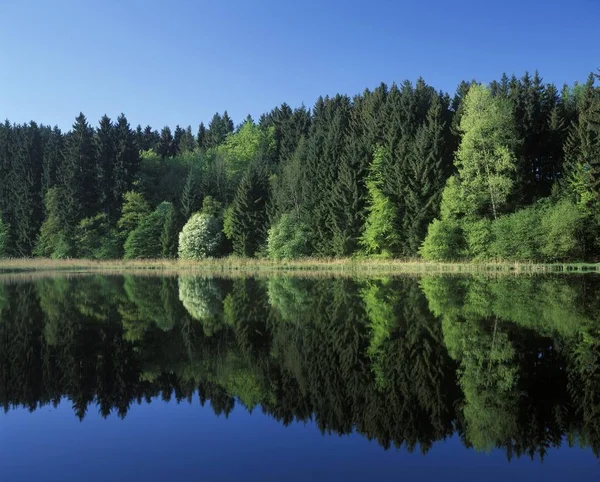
xmin=0 ymin=273 xmax=599 ymax=481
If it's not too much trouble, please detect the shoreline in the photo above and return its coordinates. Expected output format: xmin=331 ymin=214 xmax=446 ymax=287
xmin=0 ymin=258 xmax=599 ymax=277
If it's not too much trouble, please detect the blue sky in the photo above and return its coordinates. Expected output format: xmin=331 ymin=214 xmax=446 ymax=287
xmin=1 ymin=0 xmax=598 ymax=130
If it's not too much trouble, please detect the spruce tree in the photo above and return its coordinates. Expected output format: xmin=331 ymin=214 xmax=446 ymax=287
xmin=112 ymin=114 xmax=139 ymax=220
xmin=95 ymin=115 xmax=115 ymax=215
xmin=226 ymin=162 xmax=270 ymax=257
xmin=156 ymin=126 xmax=175 ymax=158
xmin=402 ymin=94 xmax=453 ymax=254
xmin=62 ymin=113 xmax=97 ymax=219
xmin=173 ymin=125 xmax=185 ymax=155
xmin=42 ymin=126 xmax=64 ymax=197
xmin=197 ymin=122 xmax=207 ymax=150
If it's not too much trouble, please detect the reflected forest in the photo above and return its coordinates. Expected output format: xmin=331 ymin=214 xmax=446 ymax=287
xmin=1 ymin=274 xmax=600 ymax=460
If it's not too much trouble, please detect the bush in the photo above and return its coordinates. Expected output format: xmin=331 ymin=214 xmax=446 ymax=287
xmin=540 ymin=199 xmax=586 ymax=261
xmin=489 ymin=205 xmax=543 ymax=261
xmin=178 ymin=213 xmax=222 ymax=260
xmin=420 ymin=219 xmax=465 ymax=261
xmin=74 ymin=213 xmax=120 ymax=259
xmin=464 ymin=219 xmax=494 ymax=260
xmin=124 ymin=202 xmax=176 ymax=259
xmin=267 ymin=213 xmax=310 ymax=260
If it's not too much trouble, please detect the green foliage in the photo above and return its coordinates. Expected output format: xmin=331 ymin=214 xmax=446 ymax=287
xmin=539 ymin=199 xmax=586 ymax=260
xmin=266 ymin=212 xmax=310 ymax=260
xmin=463 ymin=219 xmax=493 ymax=260
xmin=489 ymin=205 xmax=543 ymax=261
xmin=1 ymin=70 xmax=600 ymax=262
xmin=226 ymin=163 xmax=270 ymax=257
xmin=178 ymin=213 xmax=222 ymax=260
xmin=117 ymin=191 xmax=151 ymax=241
xmin=420 ymin=219 xmax=464 ymax=261
xmin=0 ymin=215 xmax=8 ymax=257
xmin=124 ymin=202 xmax=176 ymax=259
xmin=74 ymin=213 xmax=119 ymax=259
xmin=34 ymin=187 xmax=74 ymax=259
xmin=178 ymin=277 xmax=226 ymax=334
xmin=360 ymin=147 xmax=400 ymax=257
xmin=453 ymin=84 xmax=517 ymax=219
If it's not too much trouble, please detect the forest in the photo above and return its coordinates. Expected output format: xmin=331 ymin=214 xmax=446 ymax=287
xmin=0 ymin=69 xmax=599 ymax=262
xmin=1 ymin=274 xmax=599 ymax=458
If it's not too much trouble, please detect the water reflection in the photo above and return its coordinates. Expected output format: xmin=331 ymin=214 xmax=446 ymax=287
xmin=0 ymin=274 xmax=599 ymax=461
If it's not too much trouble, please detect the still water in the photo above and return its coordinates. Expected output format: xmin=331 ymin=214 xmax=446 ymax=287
xmin=0 ymin=273 xmax=599 ymax=481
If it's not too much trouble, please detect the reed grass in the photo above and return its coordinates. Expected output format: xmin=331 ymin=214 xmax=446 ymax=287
xmin=0 ymin=257 xmax=598 ymax=277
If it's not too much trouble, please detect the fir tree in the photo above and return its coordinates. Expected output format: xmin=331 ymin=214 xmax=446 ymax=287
xmin=226 ymin=162 xmax=270 ymax=257
xmin=157 ymin=126 xmax=175 ymax=158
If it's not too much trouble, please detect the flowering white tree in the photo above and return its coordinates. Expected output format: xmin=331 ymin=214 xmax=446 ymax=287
xmin=178 ymin=213 xmax=222 ymax=260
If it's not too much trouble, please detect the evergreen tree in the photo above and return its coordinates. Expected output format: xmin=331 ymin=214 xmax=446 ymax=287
xmin=0 ymin=213 xmax=8 ymax=257
xmin=61 ymin=113 xmax=97 ymax=219
xmin=140 ymin=125 xmax=159 ymax=151
xmin=179 ymin=126 xmax=196 ymax=153
xmin=197 ymin=122 xmax=207 ymax=150
xmin=226 ymin=162 xmax=270 ymax=257
xmin=42 ymin=126 xmax=64 ymax=197
xmin=156 ymin=126 xmax=175 ymax=158
xmin=173 ymin=125 xmax=185 ymax=155
xmin=402 ymin=94 xmax=453 ymax=254
xmin=360 ymin=146 xmax=401 ymax=256
xmin=117 ymin=191 xmax=151 ymax=243
xmin=94 ymin=115 xmax=115 ymax=214
xmin=112 ymin=114 xmax=139 ymax=220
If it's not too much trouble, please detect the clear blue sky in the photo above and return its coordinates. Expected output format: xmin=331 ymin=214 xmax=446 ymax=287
xmin=1 ymin=0 xmax=598 ymax=131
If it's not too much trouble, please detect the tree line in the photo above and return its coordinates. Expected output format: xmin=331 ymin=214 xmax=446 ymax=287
xmin=1 ymin=274 xmax=599 ymax=458
xmin=1 ymin=69 xmax=599 ymax=261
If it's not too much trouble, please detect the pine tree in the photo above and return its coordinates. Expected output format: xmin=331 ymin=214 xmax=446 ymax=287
xmin=42 ymin=126 xmax=64 ymax=197
xmin=112 ymin=114 xmax=139 ymax=220
xmin=222 ymin=111 xmax=234 ymax=135
xmin=95 ymin=115 xmax=115 ymax=214
xmin=402 ymin=94 xmax=453 ymax=254
xmin=360 ymin=146 xmax=400 ymax=256
xmin=226 ymin=162 xmax=270 ymax=257
xmin=180 ymin=167 xmax=199 ymax=220
xmin=62 ymin=113 xmax=97 ymax=219
xmin=6 ymin=123 xmax=44 ymax=255
xmin=197 ymin=122 xmax=207 ymax=150
xmin=141 ymin=125 xmax=159 ymax=151
xmin=564 ymin=73 xmax=600 ymax=210
xmin=156 ymin=126 xmax=175 ymax=158
xmin=179 ymin=126 xmax=196 ymax=153
xmin=173 ymin=125 xmax=185 ymax=155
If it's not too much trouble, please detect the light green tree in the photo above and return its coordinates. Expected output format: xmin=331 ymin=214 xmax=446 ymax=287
xmin=178 ymin=212 xmax=222 ymax=259
xmin=359 ymin=147 xmax=400 ymax=256
xmin=453 ymin=84 xmax=517 ymax=220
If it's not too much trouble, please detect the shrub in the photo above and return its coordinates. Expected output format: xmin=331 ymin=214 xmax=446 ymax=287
xmin=124 ymin=202 xmax=176 ymax=259
xmin=464 ymin=219 xmax=494 ymax=260
xmin=420 ymin=219 xmax=465 ymax=261
xmin=75 ymin=213 xmax=120 ymax=259
xmin=178 ymin=213 xmax=222 ymax=260
xmin=540 ymin=199 xmax=586 ymax=261
xmin=267 ymin=213 xmax=310 ymax=260
xmin=489 ymin=205 xmax=543 ymax=261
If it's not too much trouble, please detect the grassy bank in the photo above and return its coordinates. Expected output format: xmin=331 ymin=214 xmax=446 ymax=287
xmin=0 ymin=257 xmax=599 ymax=277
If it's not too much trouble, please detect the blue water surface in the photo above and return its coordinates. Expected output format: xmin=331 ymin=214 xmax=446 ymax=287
xmin=1 ymin=395 xmax=597 ymax=482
